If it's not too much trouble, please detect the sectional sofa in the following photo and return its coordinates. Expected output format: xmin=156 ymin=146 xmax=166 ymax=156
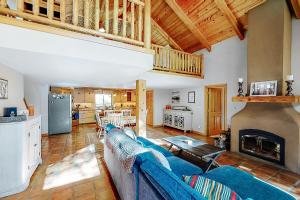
xmin=104 ymin=125 xmax=295 ymax=200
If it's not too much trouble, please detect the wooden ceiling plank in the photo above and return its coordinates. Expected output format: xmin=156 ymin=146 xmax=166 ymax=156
xmin=291 ymin=0 xmax=300 ymax=19
xmin=151 ymin=19 xmax=184 ymax=50
xmin=164 ymin=0 xmax=211 ymax=51
xmin=214 ymin=0 xmax=244 ymax=40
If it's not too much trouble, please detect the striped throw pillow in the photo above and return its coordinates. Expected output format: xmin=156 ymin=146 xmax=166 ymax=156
xmin=183 ymin=175 xmax=242 ymax=200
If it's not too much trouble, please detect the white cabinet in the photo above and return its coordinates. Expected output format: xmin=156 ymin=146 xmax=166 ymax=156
xmin=0 ymin=116 xmax=42 ymax=198
xmin=163 ymin=110 xmax=192 ymax=132
xmin=79 ymin=109 xmax=96 ymax=124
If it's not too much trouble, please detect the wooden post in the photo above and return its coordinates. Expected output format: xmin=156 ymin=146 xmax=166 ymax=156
xmin=95 ymin=0 xmax=100 ymax=30
xmin=136 ymin=80 xmax=146 ymax=137
xmin=60 ymin=0 xmax=66 ymax=22
xmin=105 ymin=0 xmax=109 ymax=33
xmin=84 ymin=0 xmax=90 ymax=28
xmin=143 ymin=0 xmax=151 ymax=48
xmin=122 ymin=0 xmax=127 ymax=37
xmin=17 ymin=0 xmax=24 ymax=12
xmin=48 ymin=0 xmax=54 ymax=20
xmin=33 ymin=0 xmax=39 ymax=16
xmin=113 ymin=0 xmax=119 ymax=35
xmin=73 ymin=0 xmax=79 ymax=26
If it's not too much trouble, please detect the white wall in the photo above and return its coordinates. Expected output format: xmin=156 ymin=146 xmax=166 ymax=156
xmin=0 ymin=63 xmax=25 ymax=116
xmin=24 ymin=77 xmax=49 ymax=133
xmin=171 ymin=36 xmax=248 ymax=134
xmin=153 ymin=89 xmax=171 ymax=126
xmin=292 ymin=18 xmax=300 ymax=112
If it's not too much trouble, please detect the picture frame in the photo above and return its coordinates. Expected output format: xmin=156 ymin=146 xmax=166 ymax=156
xmin=0 ymin=78 xmax=8 ymax=99
xmin=250 ymin=80 xmax=277 ymax=96
xmin=188 ymin=91 xmax=195 ymax=103
xmin=172 ymin=91 xmax=180 ymax=104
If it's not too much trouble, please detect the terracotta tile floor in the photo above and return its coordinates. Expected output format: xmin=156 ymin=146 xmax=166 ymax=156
xmin=2 ymin=124 xmax=300 ymax=199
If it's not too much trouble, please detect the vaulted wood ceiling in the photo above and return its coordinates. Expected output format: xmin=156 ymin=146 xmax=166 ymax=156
xmin=151 ymin=0 xmax=266 ymax=53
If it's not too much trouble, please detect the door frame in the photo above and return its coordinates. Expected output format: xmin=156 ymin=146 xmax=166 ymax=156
xmin=204 ymin=84 xmax=227 ymax=136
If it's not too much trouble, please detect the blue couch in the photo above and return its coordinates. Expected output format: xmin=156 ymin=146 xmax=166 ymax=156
xmin=104 ymin=125 xmax=295 ymax=200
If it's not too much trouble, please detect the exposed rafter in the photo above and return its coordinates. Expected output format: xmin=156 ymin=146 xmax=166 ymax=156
xmin=291 ymin=0 xmax=300 ymax=19
xmin=151 ymin=19 xmax=183 ymax=51
xmin=164 ymin=0 xmax=211 ymax=52
xmin=214 ymin=0 xmax=244 ymax=40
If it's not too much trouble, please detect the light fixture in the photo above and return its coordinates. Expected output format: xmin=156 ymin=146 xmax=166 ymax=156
xmin=99 ymin=28 xmax=105 ymax=33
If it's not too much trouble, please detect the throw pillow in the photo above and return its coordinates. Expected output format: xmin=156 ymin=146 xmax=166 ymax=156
xmin=148 ymin=148 xmax=172 ymax=171
xmin=123 ymin=127 xmax=137 ymax=140
xmin=183 ymin=175 xmax=243 ymax=200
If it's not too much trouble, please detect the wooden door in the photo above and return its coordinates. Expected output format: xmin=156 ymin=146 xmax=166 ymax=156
xmin=208 ymin=88 xmax=223 ymax=136
xmin=146 ymin=90 xmax=153 ymax=126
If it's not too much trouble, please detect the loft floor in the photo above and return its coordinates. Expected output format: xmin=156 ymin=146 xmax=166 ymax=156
xmin=3 ymin=124 xmax=300 ymax=200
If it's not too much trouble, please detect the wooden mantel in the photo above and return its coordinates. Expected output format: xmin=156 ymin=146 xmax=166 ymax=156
xmin=232 ymin=96 xmax=300 ymax=103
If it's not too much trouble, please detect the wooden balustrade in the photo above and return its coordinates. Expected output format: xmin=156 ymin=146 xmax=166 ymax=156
xmin=152 ymin=45 xmax=204 ymax=78
xmin=0 ymin=0 xmax=151 ymax=49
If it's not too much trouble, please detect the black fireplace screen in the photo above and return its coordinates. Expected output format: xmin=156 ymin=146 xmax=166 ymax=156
xmin=239 ymin=129 xmax=285 ymax=165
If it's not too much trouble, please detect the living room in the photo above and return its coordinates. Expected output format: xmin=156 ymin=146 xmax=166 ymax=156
xmin=1 ymin=0 xmax=300 ymax=199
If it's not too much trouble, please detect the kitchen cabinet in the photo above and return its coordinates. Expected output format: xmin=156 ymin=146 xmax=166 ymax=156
xmin=73 ymin=88 xmax=85 ymax=103
xmin=0 ymin=116 xmax=42 ymax=198
xmin=79 ymin=109 xmax=96 ymax=124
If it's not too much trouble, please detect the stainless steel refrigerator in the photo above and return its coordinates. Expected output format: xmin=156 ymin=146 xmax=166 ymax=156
xmin=48 ymin=93 xmax=72 ymax=135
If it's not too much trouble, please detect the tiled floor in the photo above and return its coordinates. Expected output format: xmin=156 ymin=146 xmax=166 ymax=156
xmin=2 ymin=124 xmax=300 ymax=199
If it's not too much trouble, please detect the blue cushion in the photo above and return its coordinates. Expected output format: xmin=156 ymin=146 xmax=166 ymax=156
xmin=105 ymin=124 xmax=116 ymax=133
xmin=203 ymin=166 xmax=295 ymax=200
xmin=136 ymin=137 xmax=155 ymax=146
xmin=167 ymin=156 xmax=203 ymax=178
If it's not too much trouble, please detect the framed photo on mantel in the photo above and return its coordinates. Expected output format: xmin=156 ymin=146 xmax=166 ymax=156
xmin=0 ymin=78 xmax=8 ymax=99
xmin=250 ymin=80 xmax=277 ymax=96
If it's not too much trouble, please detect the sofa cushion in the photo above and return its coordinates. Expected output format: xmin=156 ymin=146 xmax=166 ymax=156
xmin=147 ymin=148 xmax=172 ymax=171
xmin=183 ymin=175 xmax=242 ymax=200
xmin=123 ymin=127 xmax=137 ymax=140
xmin=166 ymin=156 xmax=203 ymax=177
xmin=137 ymin=137 xmax=156 ymax=146
xmin=203 ymin=166 xmax=296 ymax=200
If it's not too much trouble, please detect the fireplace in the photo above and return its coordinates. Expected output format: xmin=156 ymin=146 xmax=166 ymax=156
xmin=239 ymin=129 xmax=285 ymax=165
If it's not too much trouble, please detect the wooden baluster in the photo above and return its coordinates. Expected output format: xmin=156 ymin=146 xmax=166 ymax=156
xmin=73 ymin=0 xmax=79 ymax=26
xmin=113 ymin=0 xmax=119 ymax=35
xmin=130 ymin=2 xmax=135 ymax=39
xmin=200 ymin=54 xmax=204 ymax=76
xmin=156 ymin=47 xmax=159 ymax=67
xmin=122 ymin=0 xmax=127 ymax=37
xmin=60 ymin=0 xmax=66 ymax=23
xmin=188 ymin=54 xmax=191 ymax=72
xmin=17 ymin=0 xmax=24 ymax=12
xmin=84 ymin=0 xmax=90 ymax=28
xmin=144 ymin=0 xmax=151 ymax=48
xmin=0 ymin=0 xmax=8 ymax=8
xmin=33 ymin=0 xmax=39 ymax=15
xmin=95 ymin=0 xmax=100 ymax=30
xmin=137 ymin=4 xmax=142 ymax=41
xmin=105 ymin=0 xmax=109 ymax=33
xmin=170 ymin=50 xmax=173 ymax=70
xmin=48 ymin=0 xmax=54 ymax=20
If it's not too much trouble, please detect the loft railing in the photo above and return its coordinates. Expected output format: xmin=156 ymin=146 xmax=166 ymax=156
xmin=152 ymin=45 xmax=204 ymax=78
xmin=0 ymin=0 xmax=151 ymax=48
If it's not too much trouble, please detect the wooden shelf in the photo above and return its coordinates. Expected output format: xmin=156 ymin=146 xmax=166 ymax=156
xmin=232 ymin=96 xmax=300 ymax=103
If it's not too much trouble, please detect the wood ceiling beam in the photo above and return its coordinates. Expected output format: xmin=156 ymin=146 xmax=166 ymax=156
xmin=164 ymin=0 xmax=211 ymax=52
xmin=291 ymin=0 xmax=300 ymax=19
xmin=214 ymin=0 xmax=244 ymax=40
xmin=151 ymin=19 xmax=183 ymax=51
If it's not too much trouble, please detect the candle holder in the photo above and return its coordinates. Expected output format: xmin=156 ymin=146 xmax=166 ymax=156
xmin=238 ymin=81 xmax=244 ymax=97
xmin=285 ymin=80 xmax=294 ymax=96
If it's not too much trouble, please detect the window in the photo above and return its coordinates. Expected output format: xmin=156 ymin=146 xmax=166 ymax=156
xmin=95 ymin=94 xmax=112 ymax=107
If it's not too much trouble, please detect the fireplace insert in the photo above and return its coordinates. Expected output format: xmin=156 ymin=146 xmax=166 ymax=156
xmin=239 ymin=129 xmax=284 ymax=165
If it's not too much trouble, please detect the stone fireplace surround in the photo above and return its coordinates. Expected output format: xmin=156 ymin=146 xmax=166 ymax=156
xmin=231 ymin=0 xmax=300 ymax=174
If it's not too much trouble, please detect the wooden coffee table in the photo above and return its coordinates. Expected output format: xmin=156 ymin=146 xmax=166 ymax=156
xmin=163 ymin=136 xmax=225 ymax=172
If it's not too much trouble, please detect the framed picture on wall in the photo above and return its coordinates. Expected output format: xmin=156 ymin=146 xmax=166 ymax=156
xmin=188 ymin=91 xmax=195 ymax=103
xmin=172 ymin=91 xmax=180 ymax=104
xmin=0 ymin=78 xmax=8 ymax=99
